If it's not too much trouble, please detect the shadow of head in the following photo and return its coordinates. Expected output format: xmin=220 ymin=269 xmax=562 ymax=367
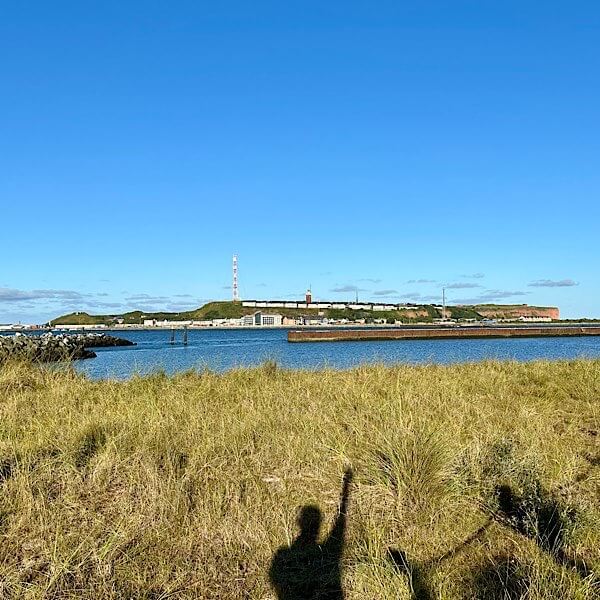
xmin=297 ymin=505 xmax=322 ymax=543
xmin=496 ymin=485 xmax=520 ymax=519
xmin=495 ymin=484 xmax=571 ymax=553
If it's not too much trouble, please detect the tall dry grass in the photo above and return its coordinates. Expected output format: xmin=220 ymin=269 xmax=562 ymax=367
xmin=0 ymin=359 xmax=598 ymax=599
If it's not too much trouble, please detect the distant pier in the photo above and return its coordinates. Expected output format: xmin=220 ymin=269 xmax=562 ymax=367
xmin=287 ymin=326 xmax=600 ymax=343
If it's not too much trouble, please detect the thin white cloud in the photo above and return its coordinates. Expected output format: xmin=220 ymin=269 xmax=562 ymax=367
xmin=406 ymin=279 xmax=437 ymax=284
xmin=528 ymin=279 xmax=578 ymax=288
xmin=0 ymin=287 xmax=128 ymax=315
xmin=84 ymin=302 xmax=124 ymax=309
xmin=330 ymin=285 xmax=368 ymax=293
xmin=372 ymin=289 xmax=399 ymax=296
xmin=397 ymin=292 xmax=441 ymax=301
xmin=444 ymin=282 xmax=482 ymax=290
xmin=480 ymin=289 xmax=528 ymax=300
xmin=125 ymin=294 xmax=170 ymax=302
xmin=0 ymin=287 xmax=86 ymax=303
xmin=453 ymin=289 xmax=529 ymax=303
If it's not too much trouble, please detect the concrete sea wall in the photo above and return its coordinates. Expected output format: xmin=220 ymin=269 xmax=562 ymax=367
xmin=288 ymin=326 xmax=600 ymax=343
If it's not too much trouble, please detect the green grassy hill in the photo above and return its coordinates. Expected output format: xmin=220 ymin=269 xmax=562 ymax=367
xmin=49 ymin=312 xmax=109 ymax=326
xmin=50 ymin=303 xmax=244 ymax=326
xmin=182 ymin=302 xmax=433 ymax=323
xmin=50 ymin=302 xmax=437 ymax=325
xmin=49 ymin=301 xmax=558 ymax=326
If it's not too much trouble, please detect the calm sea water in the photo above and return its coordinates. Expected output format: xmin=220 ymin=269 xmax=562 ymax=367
xmin=61 ymin=328 xmax=600 ymax=379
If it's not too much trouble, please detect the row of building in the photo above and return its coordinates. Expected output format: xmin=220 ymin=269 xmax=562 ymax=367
xmin=141 ymin=312 xmax=327 ymax=328
xmin=50 ymin=312 xmax=553 ymax=331
xmin=241 ymin=299 xmax=423 ymax=312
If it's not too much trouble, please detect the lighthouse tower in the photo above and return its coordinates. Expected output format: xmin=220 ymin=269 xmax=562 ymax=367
xmin=305 ymin=288 xmax=312 ymax=303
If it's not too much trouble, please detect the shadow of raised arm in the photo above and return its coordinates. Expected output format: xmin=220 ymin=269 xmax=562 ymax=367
xmin=325 ymin=468 xmax=353 ymax=550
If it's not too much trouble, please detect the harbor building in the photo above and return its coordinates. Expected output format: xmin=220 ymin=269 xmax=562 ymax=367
xmin=241 ymin=312 xmax=283 ymax=327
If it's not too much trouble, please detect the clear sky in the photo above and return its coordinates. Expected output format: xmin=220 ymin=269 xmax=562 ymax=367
xmin=1 ymin=1 xmax=599 ymax=323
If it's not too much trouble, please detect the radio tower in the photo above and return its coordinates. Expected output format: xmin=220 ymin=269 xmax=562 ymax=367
xmin=232 ymin=254 xmax=239 ymax=301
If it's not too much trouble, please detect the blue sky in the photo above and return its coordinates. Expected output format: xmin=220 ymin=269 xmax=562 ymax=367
xmin=1 ymin=1 xmax=598 ymax=323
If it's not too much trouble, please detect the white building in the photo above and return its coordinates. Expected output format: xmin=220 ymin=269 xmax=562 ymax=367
xmin=260 ymin=314 xmax=282 ymax=326
xmin=241 ymin=312 xmax=283 ymax=327
xmin=518 ymin=316 xmax=552 ymax=323
xmin=54 ymin=324 xmax=108 ymax=330
xmin=154 ymin=320 xmax=192 ymax=327
xmin=301 ymin=315 xmax=327 ymax=326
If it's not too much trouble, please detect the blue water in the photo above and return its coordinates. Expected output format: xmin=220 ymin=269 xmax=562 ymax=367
xmin=62 ymin=328 xmax=600 ymax=380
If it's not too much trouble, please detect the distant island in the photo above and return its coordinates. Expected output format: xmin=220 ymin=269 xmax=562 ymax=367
xmin=49 ymin=300 xmax=559 ymax=327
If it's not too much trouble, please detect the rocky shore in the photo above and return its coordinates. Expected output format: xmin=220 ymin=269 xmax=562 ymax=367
xmin=0 ymin=333 xmax=135 ymax=363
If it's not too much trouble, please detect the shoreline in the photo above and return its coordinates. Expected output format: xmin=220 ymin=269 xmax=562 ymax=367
xmin=3 ymin=321 xmax=600 ymax=333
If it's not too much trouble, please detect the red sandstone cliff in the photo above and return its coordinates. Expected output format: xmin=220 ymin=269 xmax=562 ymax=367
xmin=475 ymin=305 xmax=559 ymax=320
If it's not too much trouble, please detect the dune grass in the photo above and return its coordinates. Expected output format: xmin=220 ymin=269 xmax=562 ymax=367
xmin=0 ymin=359 xmax=598 ymax=599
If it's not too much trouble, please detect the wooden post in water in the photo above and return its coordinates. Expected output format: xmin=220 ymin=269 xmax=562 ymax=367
xmin=183 ymin=326 xmax=188 ymax=346
xmin=170 ymin=329 xmax=175 ymax=345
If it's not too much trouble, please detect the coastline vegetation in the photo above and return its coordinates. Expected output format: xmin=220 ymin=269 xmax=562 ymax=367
xmin=50 ymin=301 xmax=432 ymax=326
xmin=49 ymin=301 xmax=559 ymax=327
xmin=1 ymin=359 xmax=598 ymax=598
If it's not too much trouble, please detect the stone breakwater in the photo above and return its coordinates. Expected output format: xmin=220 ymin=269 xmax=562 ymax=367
xmin=0 ymin=333 xmax=135 ymax=363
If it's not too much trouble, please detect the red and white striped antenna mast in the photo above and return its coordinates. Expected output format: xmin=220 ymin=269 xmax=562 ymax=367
xmin=232 ymin=254 xmax=239 ymax=301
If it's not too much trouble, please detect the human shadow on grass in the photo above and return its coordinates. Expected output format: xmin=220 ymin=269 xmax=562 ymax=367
xmin=495 ymin=484 xmax=596 ymax=582
xmin=387 ymin=517 xmax=494 ymax=600
xmin=387 ymin=454 xmax=600 ymax=598
xmin=270 ymin=468 xmax=353 ymax=600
